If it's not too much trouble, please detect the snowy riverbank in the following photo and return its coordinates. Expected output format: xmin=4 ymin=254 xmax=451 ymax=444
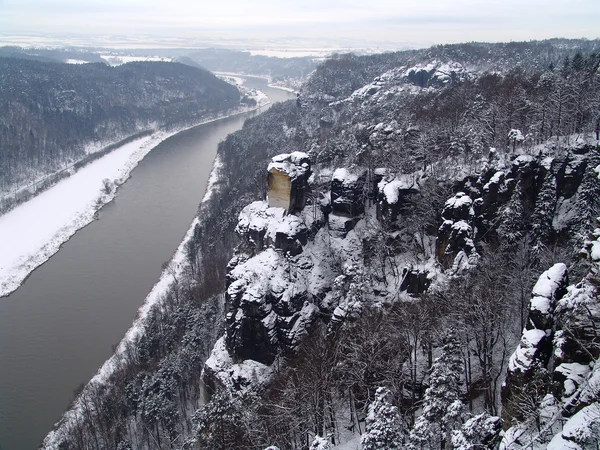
xmin=0 ymin=105 xmax=260 ymax=299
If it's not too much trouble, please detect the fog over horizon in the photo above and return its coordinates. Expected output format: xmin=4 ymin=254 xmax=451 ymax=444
xmin=1 ymin=0 xmax=599 ymax=50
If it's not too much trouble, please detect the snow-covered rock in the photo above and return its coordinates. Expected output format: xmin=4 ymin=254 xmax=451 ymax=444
xmin=331 ymin=168 xmax=367 ymax=218
xmin=502 ymin=263 xmax=568 ymax=424
xmin=236 ymin=201 xmax=310 ymax=255
xmin=436 ymin=192 xmax=478 ymax=269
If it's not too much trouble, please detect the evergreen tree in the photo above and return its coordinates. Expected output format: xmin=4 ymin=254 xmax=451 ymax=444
xmin=497 ymin=181 xmax=526 ymax=249
xmin=451 ymin=413 xmax=502 ymax=450
xmin=408 ymin=330 xmax=465 ymax=449
xmin=530 ymin=167 xmax=557 ymax=251
xmin=361 ymin=387 xmax=403 ymax=450
xmin=575 ymin=153 xmax=600 ymax=236
xmin=193 ymin=390 xmax=248 ymax=450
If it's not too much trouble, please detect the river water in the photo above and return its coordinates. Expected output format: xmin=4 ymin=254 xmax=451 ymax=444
xmin=0 ymin=77 xmax=294 ymax=450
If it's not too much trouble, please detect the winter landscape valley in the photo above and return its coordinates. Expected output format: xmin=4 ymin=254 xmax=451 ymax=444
xmin=1 ymin=2 xmax=600 ymax=449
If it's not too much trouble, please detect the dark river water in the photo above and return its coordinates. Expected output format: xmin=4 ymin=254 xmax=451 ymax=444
xmin=0 ymin=77 xmax=294 ymax=450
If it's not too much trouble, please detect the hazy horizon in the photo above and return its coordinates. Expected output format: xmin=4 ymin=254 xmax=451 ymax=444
xmin=1 ymin=0 xmax=599 ymax=50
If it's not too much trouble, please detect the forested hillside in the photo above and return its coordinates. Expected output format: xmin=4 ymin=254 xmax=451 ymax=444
xmin=184 ymin=48 xmax=318 ymax=87
xmin=0 ymin=58 xmax=239 ymax=206
xmin=44 ymin=39 xmax=600 ymax=450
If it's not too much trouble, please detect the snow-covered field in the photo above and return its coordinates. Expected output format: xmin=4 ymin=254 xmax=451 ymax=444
xmin=216 ymin=72 xmax=272 ymax=104
xmin=216 ymin=71 xmax=296 ymax=95
xmin=99 ymin=54 xmax=173 ymax=66
xmin=64 ymin=59 xmax=90 ymax=64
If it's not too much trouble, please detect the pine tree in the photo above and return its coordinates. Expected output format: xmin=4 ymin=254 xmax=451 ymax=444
xmin=193 ymin=390 xmax=247 ymax=450
xmin=575 ymin=153 xmax=600 ymax=237
xmin=361 ymin=387 xmax=403 ymax=450
xmin=497 ymin=181 xmax=526 ymax=249
xmin=408 ymin=330 xmax=465 ymax=449
xmin=530 ymin=167 xmax=557 ymax=251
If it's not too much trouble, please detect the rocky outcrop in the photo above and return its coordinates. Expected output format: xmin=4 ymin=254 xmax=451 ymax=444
xmin=236 ymin=201 xmax=310 ymax=256
xmin=327 ymin=168 xmax=367 ymax=235
xmin=444 ymin=147 xmax=600 ymax=251
xmin=400 ymin=268 xmax=431 ymax=294
xmin=224 ymin=247 xmax=320 ymax=364
xmin=501 ymin=263 xmax=568 ymax=423
xmin=225 ymin=194 xmax=327 ymax=366
xmin=205 ymin=155 xmax=377 ymax=391
xmin=436 ymin=192 xmax=478 ymax=270
xmin=501 ymin=230 xmax=600 ymax=447
xmin=331 ymin=168 xmax=366 ymax=217
xmin=375 ymin=169 xmax=421 ymax=226
xmin=267 ymin=152 xmax=311 ymax=214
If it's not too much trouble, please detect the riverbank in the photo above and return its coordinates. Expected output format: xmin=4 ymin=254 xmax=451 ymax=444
xmin=0 ymin=103 xmax=265 ymax=299
xmin=0 ymin=130 xmax=154 ymax=217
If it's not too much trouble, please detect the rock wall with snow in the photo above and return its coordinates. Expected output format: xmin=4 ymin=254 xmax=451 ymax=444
xmin=501 ymin=263 xmax=568 ymax=423
xmin=204 ymin=141 xmax=600 ymax=395
xmin=501 ymin=228 xmax=600 ymax=448
xmin=433 ymin=144 xmax=600 ymax=272
xmin=203 ymin=154 xmax=442 ymax=392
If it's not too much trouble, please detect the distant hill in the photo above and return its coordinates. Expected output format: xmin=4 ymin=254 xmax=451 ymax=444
xmin=0 ymin=57 xmax=239 ymax=197
xmin=186 ymin=48 xmax=318 ymax=85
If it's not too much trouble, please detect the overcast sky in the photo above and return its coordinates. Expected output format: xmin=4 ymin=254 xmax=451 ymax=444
xmin=1 ymin=0 xmax=599 ymax=48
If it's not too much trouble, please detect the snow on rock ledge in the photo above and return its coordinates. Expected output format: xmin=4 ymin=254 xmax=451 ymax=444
xmin=236 ymin=201 xmax=309 ymax=255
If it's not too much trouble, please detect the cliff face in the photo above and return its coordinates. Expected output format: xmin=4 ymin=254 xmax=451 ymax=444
xmin=500 ymin=254 xmax=600 ymax=449
xmin=267 ymin=152 xmax=311 ymax=214
xmin=204 ymin=139 xmax=600 ymax=401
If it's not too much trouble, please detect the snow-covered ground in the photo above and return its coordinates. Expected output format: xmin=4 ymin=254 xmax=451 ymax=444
xmin=247 ymin=48 xmax=334 ymax=58
xmin=99 ymin=54 xmax=173 ymax=66
xmin=246 ymin=47 xmax=388 ymax=58
xmin=64 ymin=58 xmax=90 ymax=64
xmin=0 ymin=103 xmax=261 ymax=299
xmin=215 ymin=72 xmax=271 ymax=104
xmin=216 ymin=71 xmax=296 ymax=95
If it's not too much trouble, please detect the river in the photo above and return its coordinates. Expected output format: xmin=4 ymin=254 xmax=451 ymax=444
xmin=0 ymin=76 xmax=294 ymax=450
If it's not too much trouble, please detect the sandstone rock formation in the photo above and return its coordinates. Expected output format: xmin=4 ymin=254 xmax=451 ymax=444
xmin=267 ymin=152 xmax=311 ymax=214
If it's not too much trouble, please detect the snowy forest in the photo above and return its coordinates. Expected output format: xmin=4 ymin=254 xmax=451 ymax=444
xmin=43 ymin=38 xmax=600 ymax=450
xmin=0 ymin=57 xmax=240 ymax=212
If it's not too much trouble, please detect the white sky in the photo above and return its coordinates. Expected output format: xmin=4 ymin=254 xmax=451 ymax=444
xmin=1 ymin=0 xmax=599 ymax=48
